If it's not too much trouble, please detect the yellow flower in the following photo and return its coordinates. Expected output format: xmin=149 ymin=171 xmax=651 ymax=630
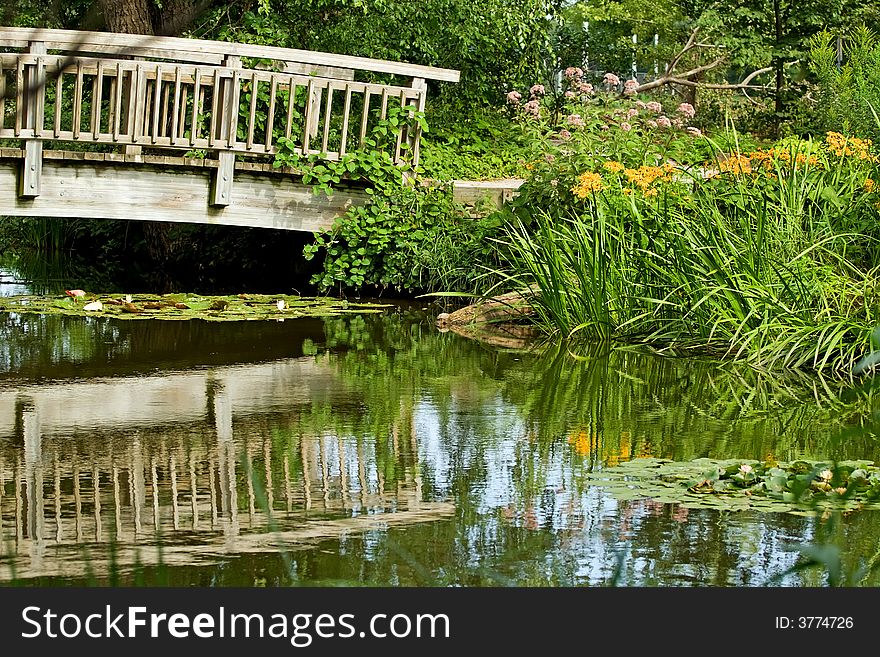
xmin=718 ymin=154 xmax=752 ymax=175
xmin=866 ymin=178 xmax=875 ymax=193
xmin=603 ymin=160 xmax=624 ymax=173
xmin=571 ymin=171 xmax=603 ymax=198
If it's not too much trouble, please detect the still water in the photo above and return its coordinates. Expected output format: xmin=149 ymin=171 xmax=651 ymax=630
xmin=1 ymin=308 xmax=879 ymax=587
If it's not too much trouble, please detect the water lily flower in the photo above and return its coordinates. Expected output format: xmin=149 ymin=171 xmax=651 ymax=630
xmin=819 ymin=469 xmax=833 ymax=481
xmin=739 ymin=464 xmax=753 ymax=474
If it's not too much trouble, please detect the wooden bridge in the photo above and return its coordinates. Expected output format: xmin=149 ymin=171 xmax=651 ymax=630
xmin=0 ymin=27 xmax=460 ymax=232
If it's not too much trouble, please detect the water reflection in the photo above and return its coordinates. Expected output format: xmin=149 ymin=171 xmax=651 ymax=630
xmin=0 ymin=311 xmax=879 ymax=586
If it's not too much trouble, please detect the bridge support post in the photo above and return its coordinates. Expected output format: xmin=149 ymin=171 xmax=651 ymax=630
xmin=211 ymin=55 xmax=240 ymax=207
xmin=20 ymin=41 xmax=46 ymax=198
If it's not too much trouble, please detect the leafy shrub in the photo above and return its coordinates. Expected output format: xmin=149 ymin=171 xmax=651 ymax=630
xmin=809 ymin=27 xmax=880 ymax=142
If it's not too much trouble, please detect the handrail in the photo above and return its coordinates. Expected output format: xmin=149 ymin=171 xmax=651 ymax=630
xmin=0 ymin=27 xmax=461 ymax=82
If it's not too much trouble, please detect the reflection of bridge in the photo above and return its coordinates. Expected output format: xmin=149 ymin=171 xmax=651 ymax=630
xmin=0 ymin=358 xmax=440 ymax=581
xmin=0 ymin=27 xmax=459 ymax=231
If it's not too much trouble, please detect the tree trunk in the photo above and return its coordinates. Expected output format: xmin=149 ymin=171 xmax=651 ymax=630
xmin=773 ymin=0 xmax=784 ymax=133
xmin=98 ymin=0 xmax=153 ymax=35
xmin=152 ymin=0 xmax=198 ymax=36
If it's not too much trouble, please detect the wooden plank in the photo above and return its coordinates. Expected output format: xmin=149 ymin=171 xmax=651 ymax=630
xmin=0 ymin=61 xmax=5 ymax=129
xmin=264 ymin=75 xmax=277 ymax=150
xmin=339 ymin=83 xmax=352 ymax=156
xmin=0 ymin=27 xmax=462 ymax=82
xmin=284 ymin=81 xmax=296 ymax=140
xmin=303 ymin=79 xmax=314 ymax=155
xmin=112 ymin=63 xmax=123 ymax=140
xmin=73 ymin=60 xmax=83 ymax=139
xmin=321 ymin=86 xmax=333 ymax=154
xmin=246 ymin=72 xmax=257 ymax=150
xmin=393 ymin=89 xmax=405 ymax=163
xmin=0 ymin=160 xmax=369 ymax=231
xmin=151 ymin=63 xmax=162 ymax=143
xmin=358 ymin=91 xmax=371 ymax=145
xmin=212 ymin=151 xmax=234 ymax=206
xmin=190 ymin=67 xmax=201 ymax=145
xmin=227 ymin=65 xmax=241 ymax=148
xmin=208 ymin=68 xmax=220 ymax=147
xmin=14 ymin=58 xmax=23 ymax=136
xmin=20 ymin=41 xmax=45 ymax=197
xmin=179 ymin=86 xmax=188 ymax=140
xmin=409 ymin=77 xmax=427 ymax=168
xmin=171 ymin=66 xmax=181 ymax=144
xmin=53 ymin=67 xmax=63 ymax=136
xmin=380 ymin=88 xmax=388 ymax=120
xmin=91 ymin=60 xmax=104 ymax=138
xmin=308 ymin=85 xmax=321 ymax=140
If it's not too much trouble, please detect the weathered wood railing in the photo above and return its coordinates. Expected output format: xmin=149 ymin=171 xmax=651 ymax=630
xmin=0 ymin=27 xmax=459 ymax=204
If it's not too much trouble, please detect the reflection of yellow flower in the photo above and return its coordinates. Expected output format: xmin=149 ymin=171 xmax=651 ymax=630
xmin=567 ymin=430 xmax=593 ymax=456
xmin=571 ymin=171 xmax=603 ymax=198
xmin=866 ymin=178 xmax=875 ymax=193
xmin=603 ymin=160 xmax=624 ymax=173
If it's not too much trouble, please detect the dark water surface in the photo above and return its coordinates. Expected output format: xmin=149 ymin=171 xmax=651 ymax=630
xmin=1 ymin=307 xmax=880 ymax=587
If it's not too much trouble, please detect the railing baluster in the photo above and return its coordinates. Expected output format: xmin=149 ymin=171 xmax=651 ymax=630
xmin=171 ymin=66 xmax=181 ymax=145
xmin=339 ymin=83 xmax=352 ymax=157
xmin=393 ymin=89 xmax=406 ymax=163
xmin=112 ymin=62 xmax=123 ymax=141
xmin=246 ymin=72 xmax=258 ymax=150
xmin=160 ymin=75 xmax=171 ymax=138
xmin=72 ymin=60 xmax=83 ymax=139
xmin=53 ymin=62 xmax=63 ymax=137
xmin=92 ymin=60 xmax=103 ymax=139
xmin=14 ymin=58 xmax=23 ymax=136
xmin=302 ymin=79 xmax=314 ymax=155
xmin=409 ymin=77 xmax=427 ymax=169
xmin=284 ymin=81 xmax=296 ymax=140
xmin=190 ymin=67 xmax=202 ymax=146
xmin=358 ymin=90 xmax=371 ymax=146
xmin=151 ymin=63 xmax=161 ymax=143
xmin=321 ymin=84 xmax=333 ymax=154
xmin=0 ymin=61 xmax=5 ymax=130
xmin=380 ymin=88 xmax=388 ymax=120
xmin=33 ymin=56 xmax=44 ymax=137
xmin=179 ymin=86 xmax=188 ymax=140
xmin=264 ymin=74 xmax=277 ymax=151
xmin=132 ymin=64 xmax=146 ymax=143
xmin=228 ymin=67 xmax=241 ymax=148
xmin=208 ymin=68 xmax=220 ymax=147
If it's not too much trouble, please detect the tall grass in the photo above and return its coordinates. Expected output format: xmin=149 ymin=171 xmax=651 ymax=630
xmin=501 ymin=138 xmax=880 ymax=377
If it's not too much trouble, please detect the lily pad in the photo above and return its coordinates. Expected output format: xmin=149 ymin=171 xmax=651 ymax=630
xmin=585 ymin=457 xmax=880 ymax=515
xmin=0 ymin=293 xmax=392 ymax=322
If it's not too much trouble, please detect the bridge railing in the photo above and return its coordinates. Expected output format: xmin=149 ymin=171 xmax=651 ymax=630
xmin=0 ymin=28 xmax=460 ymax=203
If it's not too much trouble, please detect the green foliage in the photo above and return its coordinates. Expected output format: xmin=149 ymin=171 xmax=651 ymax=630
xmin=202 ymin=0 xmax=556 ymax=108
xmin=498 ymin=117 xmax=880 ymax=376
xmin=419 ymin=108 xmax=530 ymax=181
xmin=275 ymin=105 xmax=499 ymax=293
xmin=809 ymin=26 xmax=880 ymax=143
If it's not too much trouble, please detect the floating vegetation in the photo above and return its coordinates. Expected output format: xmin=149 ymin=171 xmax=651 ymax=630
xmin=586 ymin=457 xmax=880 ymax=515
xmin=0 ymin=293 xmax=391 ymax=321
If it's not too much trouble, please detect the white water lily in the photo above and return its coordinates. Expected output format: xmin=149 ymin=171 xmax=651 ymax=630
xmin=82 ymin=301 xmax=103 ymax=311
xmin=125 ymin=294 xmax=133 ymax=303
xmin=276 ymin=299 xmax=286 ymax=311
xmin=819 ymin=469 xmax=833 ymax=481
xmin=739 ymin=464 xmax=753 ymax=474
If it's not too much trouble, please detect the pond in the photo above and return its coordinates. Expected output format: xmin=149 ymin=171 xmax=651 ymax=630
xmin=1 ymin=306 xmax=880 ymax=587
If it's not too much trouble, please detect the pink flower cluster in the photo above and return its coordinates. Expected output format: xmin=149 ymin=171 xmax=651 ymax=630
xmin=564 ymin=66 xmax=584 ymax=80
xmin=623 ymin=79 xmax=638 ymax=96
xmin=646 ymin=101 xmax=662 ymax=113
xmin=603 ymin=72 xmax=620 ymax=87
xmin=579 ymin=82 xmax=594 ymax=95
xmin=530 ymin=84 xmax=545 ymax=98
xmin=506 ymin=90 xmax=522 ymax=105
xmin=656 ymin=116 xmax=672 ymax=128
xmin=677 ymin=103 xmax=695 ymax=119
xmin=523 ymin=99 xmax=540 ymax=117
xmin=566 ymin=114 xmax=585 ymax=128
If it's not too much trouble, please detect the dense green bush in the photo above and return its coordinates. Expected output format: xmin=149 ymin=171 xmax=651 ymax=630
xmin=809 ymin=27 xmax=880 ymax=142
